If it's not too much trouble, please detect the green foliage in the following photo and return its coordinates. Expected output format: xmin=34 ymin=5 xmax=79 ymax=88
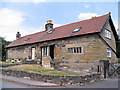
xmin=0 ymin=37 xmax=11 ymax=61
xmin=11 ymin=58 xmax=14 ymax=60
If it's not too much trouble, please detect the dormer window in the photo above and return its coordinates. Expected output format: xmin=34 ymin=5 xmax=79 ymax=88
xmin=73 ymin=27 xmax=82 ymax=33
xmin=105 ymin=29 xmax=111 ymax=39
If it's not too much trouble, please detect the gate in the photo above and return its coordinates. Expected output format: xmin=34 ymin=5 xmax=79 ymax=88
xmin=108 ymin=63 xmax=120 ymax=77
xmin=99 ymin=60 xmax=120 ymax=78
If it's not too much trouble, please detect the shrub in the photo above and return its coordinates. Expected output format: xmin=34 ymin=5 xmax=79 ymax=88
xmin=11 ymin=58 xmax=14 ymax=60
xmin=11 ymin=60 xmax=15 ymax=63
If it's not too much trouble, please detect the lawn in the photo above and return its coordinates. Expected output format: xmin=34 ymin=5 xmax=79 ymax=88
xmin=7 ymin=64 xmax=77 ymax=76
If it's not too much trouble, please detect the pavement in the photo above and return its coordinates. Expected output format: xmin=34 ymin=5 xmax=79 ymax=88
xmin=1 ymin=75 xmax=60 ymax=87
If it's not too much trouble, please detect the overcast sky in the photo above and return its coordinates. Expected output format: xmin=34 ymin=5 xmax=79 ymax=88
xmin=0 ymin=0 xmax=119 ymax=41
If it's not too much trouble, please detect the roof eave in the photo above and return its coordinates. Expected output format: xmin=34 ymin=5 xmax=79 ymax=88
xmin=6 ymin=32 xmax=99 ymax=48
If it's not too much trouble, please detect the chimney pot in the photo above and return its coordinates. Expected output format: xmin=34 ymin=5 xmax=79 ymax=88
xmin=47 ymin=20 xmax=52 ymax=24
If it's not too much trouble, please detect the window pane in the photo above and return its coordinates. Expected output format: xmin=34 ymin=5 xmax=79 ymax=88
xmin=76 ymin=47 xmax=79 ymax=53
xmin=79 ymin=47 xmax=82 ymax=53
xmin=105 ymin=29 xmax=111 ymax=39
xmin=107 ymin=49 xmax=111 ymax=57
xmin=71 ymin=48 xmax=73 ymax=53
xmin=74 ymin=48 xmax=76 ymax=53
xmin=43 ymin=46 xmax=47 ymax=56
xmin=68 ymin=48 xmax=70 ymax=53
xmin=45 ymin=47 xmax=47 ymax=55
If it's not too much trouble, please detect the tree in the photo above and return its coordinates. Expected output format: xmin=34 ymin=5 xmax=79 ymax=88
xmin=0 ymin=37 xmax=11 ymax=61
xmin=116 ymin=38 xmax=120 ymax=63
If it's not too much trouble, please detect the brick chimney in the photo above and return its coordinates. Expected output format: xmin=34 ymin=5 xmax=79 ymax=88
xmin=16 ymin=31 xmax=21 ymax=39
xmin=45 ymin=20 xmax=53 ymax=31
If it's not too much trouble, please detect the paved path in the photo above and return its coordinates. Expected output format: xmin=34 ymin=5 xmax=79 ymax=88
xmin=1 ymin=75 xmax=60 ymax=88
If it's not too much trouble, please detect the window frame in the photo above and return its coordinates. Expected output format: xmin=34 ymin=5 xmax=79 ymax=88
xmin=42 ymin=46 xmax=47 ymax=56
xmin=73 ymin=27 xmax=82 ymax=33
xmin=67 ymin=47 xmax=83 ymax=54
xmin=105 ymin=29 xmax=111 ymax=39
xmin=107 ymin=48 xmax=111 ymax=58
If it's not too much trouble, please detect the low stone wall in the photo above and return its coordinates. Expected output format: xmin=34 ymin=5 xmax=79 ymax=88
xmin=1 ymin=63 xmax=22 ymax=67
xmin=2 ymin=68 xmax=101 ymax=86
xmin=22 ymin=60 xmax=37 ymax=64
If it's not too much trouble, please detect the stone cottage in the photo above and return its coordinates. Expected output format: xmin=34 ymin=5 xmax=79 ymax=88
xmin=6 ymin=13 xmax=118 ymax=74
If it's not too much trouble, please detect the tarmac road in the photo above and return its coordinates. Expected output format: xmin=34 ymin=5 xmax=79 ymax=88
xmin=68 ymin=76 xmax=119 ymax=88
xmin=1 ymin=74 xmax=119 ymax=88
xmin=2 ymin=79 xmax=35 ymax=88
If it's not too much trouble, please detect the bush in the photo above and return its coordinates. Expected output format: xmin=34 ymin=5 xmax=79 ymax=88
xmin=0 ymin=37 xmax=11 ymax=61
xmin=11 ymin=58 xmax=14 ymax=60
xmin=11 ymin=60 xmax=15 ymax=63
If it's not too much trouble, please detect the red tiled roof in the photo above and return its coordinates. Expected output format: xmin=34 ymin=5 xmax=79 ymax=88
xmin=7 ymin=13 xmax=110 ymax=48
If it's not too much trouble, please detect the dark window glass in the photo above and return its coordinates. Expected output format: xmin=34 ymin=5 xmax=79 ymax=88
xmin=74 ymin=48 xmax=76 ymax=53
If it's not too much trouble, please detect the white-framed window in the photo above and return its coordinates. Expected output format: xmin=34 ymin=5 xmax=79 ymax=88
xmin=73 ymin=27 xmax=82 ymax=32
xmin=68 ymin=47 xmax=82 ymax=54
xmin=107 ymin=48 xmax=111 ymax=58
xmin=42 ymin=46 xmax=47 ymax=56
xmin=105 ymin=29 xmax=111 ymax=39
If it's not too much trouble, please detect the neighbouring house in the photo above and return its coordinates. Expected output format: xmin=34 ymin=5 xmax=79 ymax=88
xmin=6 ymin=13 xmax=119 ymax=74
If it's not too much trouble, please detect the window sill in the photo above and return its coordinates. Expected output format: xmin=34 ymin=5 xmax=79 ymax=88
xmin=107 ymin=57 xmax=111 ymax=58
xmin=43 ymin=55 xmax=47 ymax=57
xmin=67 ymin=53 xmax=83 ymax=54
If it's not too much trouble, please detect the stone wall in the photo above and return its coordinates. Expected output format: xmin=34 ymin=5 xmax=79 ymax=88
xmin=1 ymin=63 xmax=22 ymax=67
xmin=2 ymin=68 xmax=101 ymax=86
xmin=6 ymin=20 xmax=117 ymax=75
xmin=100 ymin=20 xmax=117 ymax=63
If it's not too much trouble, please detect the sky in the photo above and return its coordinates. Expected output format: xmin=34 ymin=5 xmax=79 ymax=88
xmin=0 ymin=0 xmax=119 ymax=41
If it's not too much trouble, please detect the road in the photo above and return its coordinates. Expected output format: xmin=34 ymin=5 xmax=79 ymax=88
xmin=1 ymin=76 xmax=119 ymax=88
xmin=1 ymin=79 xmax=35 ymax=88
xmin=70 ymin=76 xmax=119 ymax=88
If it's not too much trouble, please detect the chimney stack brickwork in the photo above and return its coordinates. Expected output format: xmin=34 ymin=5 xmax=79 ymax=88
xmin=16 ymin=32 xmax=21 ymax=39
xmin=45 ymin=20 xmax=53 ymax=31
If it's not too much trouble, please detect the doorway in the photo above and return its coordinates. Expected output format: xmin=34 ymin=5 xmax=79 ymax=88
xmin=32 ymin=48 xmax=35 ymax=60
xmin=103 ymin=60 xmax=109 ymax=78
xmin=49 ymin=45 xmax=54 ymax=59
xmin=99 ymin=60 xmax=109 ymax=78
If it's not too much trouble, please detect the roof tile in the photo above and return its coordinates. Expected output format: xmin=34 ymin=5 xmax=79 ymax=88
xmin=7 ymin=13 xmax=110 ymax=48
